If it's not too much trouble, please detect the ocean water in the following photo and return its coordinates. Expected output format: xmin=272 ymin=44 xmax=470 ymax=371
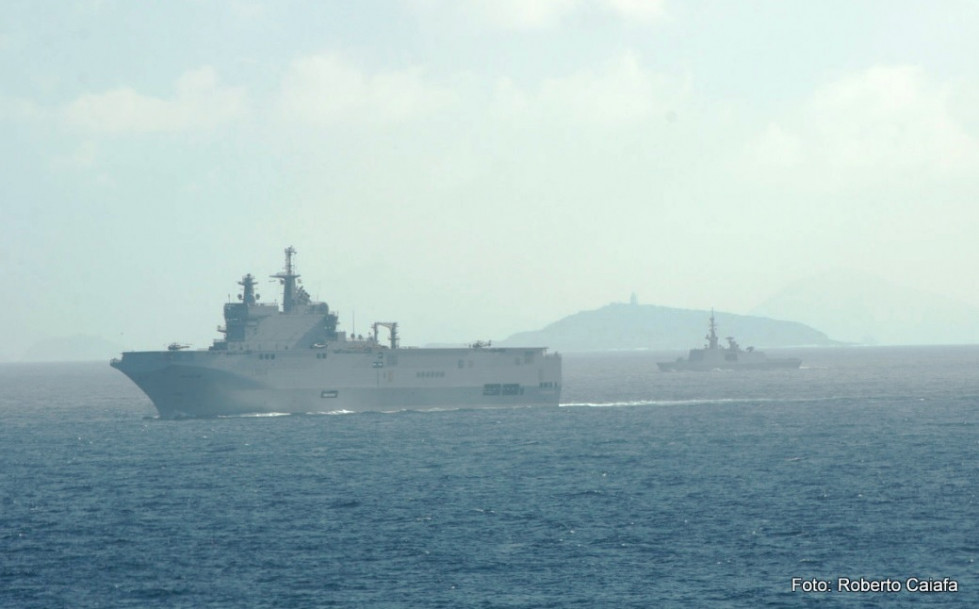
xmin=2 ymin=347 xmax=978 ymax=607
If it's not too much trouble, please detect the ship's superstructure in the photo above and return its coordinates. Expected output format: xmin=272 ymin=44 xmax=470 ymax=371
xmin=657 ymin=311 xmax=802 ymax=372
xmin=112 ymin=248 xmax=561 ymax=417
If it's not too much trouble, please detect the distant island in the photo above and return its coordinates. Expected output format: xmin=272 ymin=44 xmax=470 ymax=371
xmin=498 ymin=302 xmax=839 ymax=353
xmin=751 ymin=269 xmax=979 ymax=346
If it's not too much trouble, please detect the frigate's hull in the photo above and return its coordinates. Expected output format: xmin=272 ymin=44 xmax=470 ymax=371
xmin=112 ymin=347 xmax=561 ymax=418
xmin=657 ymin=311 xmax=803 ymax=373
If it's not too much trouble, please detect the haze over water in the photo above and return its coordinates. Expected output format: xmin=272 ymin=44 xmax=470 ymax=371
xmin=4 ymin=1 xmax=979 ymax=360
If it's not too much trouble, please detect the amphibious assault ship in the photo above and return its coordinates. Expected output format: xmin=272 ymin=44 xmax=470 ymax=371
xmin=657 ymin=312 xmax=802 ymax=372
xmin=111 ymin=248 xmax=561 ymax=418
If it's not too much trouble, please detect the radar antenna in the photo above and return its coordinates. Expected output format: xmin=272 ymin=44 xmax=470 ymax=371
xmin=238 ymin=273 xmax=258 ymax=305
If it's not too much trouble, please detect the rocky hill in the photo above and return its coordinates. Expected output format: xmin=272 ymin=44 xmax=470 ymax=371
xmin=498 ymin=303 xmax=837 ymax=352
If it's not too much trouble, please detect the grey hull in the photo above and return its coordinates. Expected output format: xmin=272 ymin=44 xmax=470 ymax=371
xmin=112 ymin=347 xmax=561 ymax=418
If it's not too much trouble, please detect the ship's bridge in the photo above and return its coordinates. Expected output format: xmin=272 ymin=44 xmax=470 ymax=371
xmin=212 ymin=248 xmax=339 ymax=352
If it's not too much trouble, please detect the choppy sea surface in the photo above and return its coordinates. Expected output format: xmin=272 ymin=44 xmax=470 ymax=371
xmin=2 ymin=346 xmax=978 ymax=608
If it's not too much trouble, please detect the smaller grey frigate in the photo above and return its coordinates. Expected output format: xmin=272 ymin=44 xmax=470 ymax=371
xmin=111 ymin=247 xmax=561 ymax=417
xmin=657 ymin=312 xmax=802 ymax=372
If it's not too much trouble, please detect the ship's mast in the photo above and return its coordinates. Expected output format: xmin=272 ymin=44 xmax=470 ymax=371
xmin=271 ymin=246 xmax=300 ymax=313
xmin=706 ymin=309 xmax=719 ymax=350
xmin=238 ymin=273 xmax=257 ymax=305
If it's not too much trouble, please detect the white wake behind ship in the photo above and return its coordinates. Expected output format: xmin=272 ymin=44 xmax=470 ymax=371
xmin=112 ymin=248 xmax=561 ymax=418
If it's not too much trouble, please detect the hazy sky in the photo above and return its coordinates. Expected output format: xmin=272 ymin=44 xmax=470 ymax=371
xmin=3 ymin=0 xmax=979 ymax=358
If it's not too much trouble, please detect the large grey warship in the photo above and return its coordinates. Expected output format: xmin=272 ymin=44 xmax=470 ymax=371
xmin=111 ymin=248 xmax=562 ymax=417
xmin=657 ymin=312 xmax=802 ymax=372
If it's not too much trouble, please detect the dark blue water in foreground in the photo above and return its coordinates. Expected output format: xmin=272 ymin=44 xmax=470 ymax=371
xmin=2 ymin=347 xmax=978 ymax=607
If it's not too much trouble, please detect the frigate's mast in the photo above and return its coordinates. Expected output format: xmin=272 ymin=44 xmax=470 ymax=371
xmin=706 ymin=309 xmax=719 ymax=350
xmin=271 ymin=246 xmax=300 ymax=313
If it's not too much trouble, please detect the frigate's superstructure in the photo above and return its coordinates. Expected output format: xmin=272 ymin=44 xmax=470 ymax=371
xmin=112 ymin=248 xmax=561 ymax=418
xmin=657 ymin=311 xmax=802 ymax=372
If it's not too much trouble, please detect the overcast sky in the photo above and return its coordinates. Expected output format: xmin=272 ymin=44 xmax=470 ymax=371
xmin=2 ymin=0 xmax=979 ymax=358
